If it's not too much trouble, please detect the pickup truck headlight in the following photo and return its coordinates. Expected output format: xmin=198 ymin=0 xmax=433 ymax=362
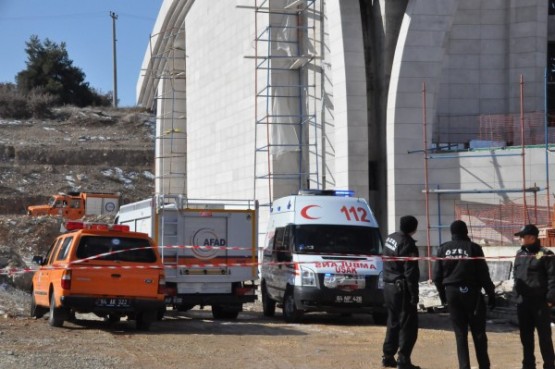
xmin=300 ymin=266 xmax=317 ymax=287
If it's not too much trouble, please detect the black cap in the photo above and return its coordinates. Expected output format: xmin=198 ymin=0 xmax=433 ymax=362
xmin=450 ymin=220 xmax=468 ymax=236
xmin=400 ymin=215 xmax=418 ymax=234
xmin=514 ymin=224 xmax=539 ymax=237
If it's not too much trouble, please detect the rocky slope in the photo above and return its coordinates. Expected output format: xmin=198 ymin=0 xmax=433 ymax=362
xmin=0 ymin=106 xmax=156 ymax=306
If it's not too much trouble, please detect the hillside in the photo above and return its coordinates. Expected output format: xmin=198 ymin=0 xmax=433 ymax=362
xmin=0 ymin=106 xmax=156 ymax=296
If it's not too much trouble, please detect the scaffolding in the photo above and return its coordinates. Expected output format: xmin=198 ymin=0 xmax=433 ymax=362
xmin=139 ymin=26 xmax=188 ymax=262
xmin=454 ymin=195 xmax=551 ymax=246
xmin=142 ymin=27 xmax=187 ymax=196
xmin=252 ymin=0 xmax=320 ymax=206
xmin=420 ymin=76 xmax=553 ymax=256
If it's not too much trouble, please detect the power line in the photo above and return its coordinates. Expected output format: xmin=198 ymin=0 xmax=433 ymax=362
xmin=117 ymin=13 xmax=156 ymax=22
xmin=0 ymin=11 xmax=154 ymax=22
xmin=0 ymin=12 xmax=106 ymax=21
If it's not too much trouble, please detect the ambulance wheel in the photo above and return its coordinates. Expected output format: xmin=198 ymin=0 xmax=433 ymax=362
xmin=283 ymin=290 xmax=303 ymax=323
xmin=261 ymin=282 xmax=276 ymax=317
xmin=48 ymin=293 xmax=65 ymax=327
xmin=211 ymin=305 xmax=240 ymax=320
xmin=30 ymin=292 xmax=47 ymax=319
xmin=372 ymin=312 xmax=388 ymax=325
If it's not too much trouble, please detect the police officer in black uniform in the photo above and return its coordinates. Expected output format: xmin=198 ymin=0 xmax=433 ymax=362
xmin=433 ymin=220 xmax=495 ymax=369
xmin=513 ymin=224 xmax=555 ymax=369
xmin=382 ymin=215 xmax=420 ymax=369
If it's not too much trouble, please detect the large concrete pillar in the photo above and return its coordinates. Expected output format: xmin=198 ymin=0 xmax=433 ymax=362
xmin=360 ymin=0 xmax=409 ymax=234
xmin=328 ymin=0 xmax=370 ymax=200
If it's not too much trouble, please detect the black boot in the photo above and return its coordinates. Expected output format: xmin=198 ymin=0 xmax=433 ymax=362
xmin=397 ymin=364 xmax=421 ymax=369
xmin=382 ymin=355 xmax=397 ymax=368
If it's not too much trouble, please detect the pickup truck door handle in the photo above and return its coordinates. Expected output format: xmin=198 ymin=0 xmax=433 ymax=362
xmin=111 ymin=274 xmax=121 ymax=278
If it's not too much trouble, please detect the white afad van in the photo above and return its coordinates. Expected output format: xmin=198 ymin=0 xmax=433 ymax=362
xmin=260 ymin=190 xmax=385 ymax=323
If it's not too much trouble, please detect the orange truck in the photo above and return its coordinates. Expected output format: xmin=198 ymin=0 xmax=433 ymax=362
xmin=27 ymin=192 xmax=120 ymax=220
xmin=31 ymin=221 xmax=166 ymax=330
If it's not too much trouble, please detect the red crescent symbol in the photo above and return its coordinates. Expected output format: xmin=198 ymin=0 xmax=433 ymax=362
xmin=300 ymin=205 xmax=321 ymax=220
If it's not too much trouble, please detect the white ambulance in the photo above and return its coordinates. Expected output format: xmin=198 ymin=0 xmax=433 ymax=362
xmin=260 ymin=190 xmax=385 ymax=323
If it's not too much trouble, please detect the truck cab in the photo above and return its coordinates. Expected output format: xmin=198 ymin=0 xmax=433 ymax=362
xmin=260 ymin=190 xmax=386 ymax=323
xmin=27 ymin=192 xmax=120 ymax=220
xmin=27 ymin=194 xmax=71 ymax=217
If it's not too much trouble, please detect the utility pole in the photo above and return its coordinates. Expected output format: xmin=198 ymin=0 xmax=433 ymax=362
xmin=109 ymin=11 xmax=118 ymax=108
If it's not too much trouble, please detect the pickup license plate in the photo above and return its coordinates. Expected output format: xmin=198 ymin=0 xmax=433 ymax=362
xmin=335 ymin=295 xmax=363 ymax=304
xmin=95 ymin=298 xmax=130 ymax=308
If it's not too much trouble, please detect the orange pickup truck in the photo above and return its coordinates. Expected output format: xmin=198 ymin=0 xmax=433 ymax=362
xmin=30 ymin=221 xmax=165 ymax=330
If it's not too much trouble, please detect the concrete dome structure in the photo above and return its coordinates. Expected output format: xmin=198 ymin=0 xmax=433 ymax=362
xmin=137 ymin=0 xmax=555 ymax=249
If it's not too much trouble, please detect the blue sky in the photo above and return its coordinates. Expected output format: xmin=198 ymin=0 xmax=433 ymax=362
xmin=0 ymin=1 xmax=161 ymax=107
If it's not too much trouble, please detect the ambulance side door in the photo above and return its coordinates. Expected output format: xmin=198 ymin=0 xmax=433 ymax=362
xmin=275 ymin=226 xmax=296 ymax=301
xmin=265 ymin=227 xmax=288 ymax=301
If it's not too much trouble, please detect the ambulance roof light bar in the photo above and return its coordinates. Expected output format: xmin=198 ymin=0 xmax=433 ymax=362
xmin=297 ymin=189 xmax=354 ymax=197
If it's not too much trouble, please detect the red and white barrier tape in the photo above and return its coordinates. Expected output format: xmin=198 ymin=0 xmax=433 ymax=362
xmin=1 ymin=241 xmax=547 ymax=276
xmin=0 ymin=251 xmax=549 ymax=276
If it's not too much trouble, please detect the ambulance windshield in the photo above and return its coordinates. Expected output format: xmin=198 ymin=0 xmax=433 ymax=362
xmin=293 ymin=225 xmax=382 ymax=255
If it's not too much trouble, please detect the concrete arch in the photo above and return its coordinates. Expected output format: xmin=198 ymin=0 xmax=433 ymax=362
xmin=386 ymin=0 xmax=459 ymax=231
xmin=136 ymin=0 xmax=193 ymax=108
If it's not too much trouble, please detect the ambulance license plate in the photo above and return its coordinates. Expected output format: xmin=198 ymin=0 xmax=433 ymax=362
xmin=335 ymin=295 xmax=363 ymax=304
xmin=95 ymin=298 xmax=130 ymax=308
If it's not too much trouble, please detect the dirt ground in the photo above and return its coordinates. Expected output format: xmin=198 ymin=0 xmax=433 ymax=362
xmin=0 ymin=302 xmax=532 ymax=369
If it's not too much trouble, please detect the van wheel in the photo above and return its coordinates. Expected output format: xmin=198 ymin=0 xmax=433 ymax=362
xmin=30 ymin=292 xmax=47 ymax=319
xmin=136 ymin=310 xmax=156 ymax=331
xmin=212 ymin=305 xmax=240 ymax=320
xmin=48 ymin=293 xmax=65 ymax=327
xmin=283 ymin=291 xmax=303 ymax=323
xmin=261 ymin=282 xmax=276 ymax=317
xmin=176 ymin=304 xmax=195 ymax=312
